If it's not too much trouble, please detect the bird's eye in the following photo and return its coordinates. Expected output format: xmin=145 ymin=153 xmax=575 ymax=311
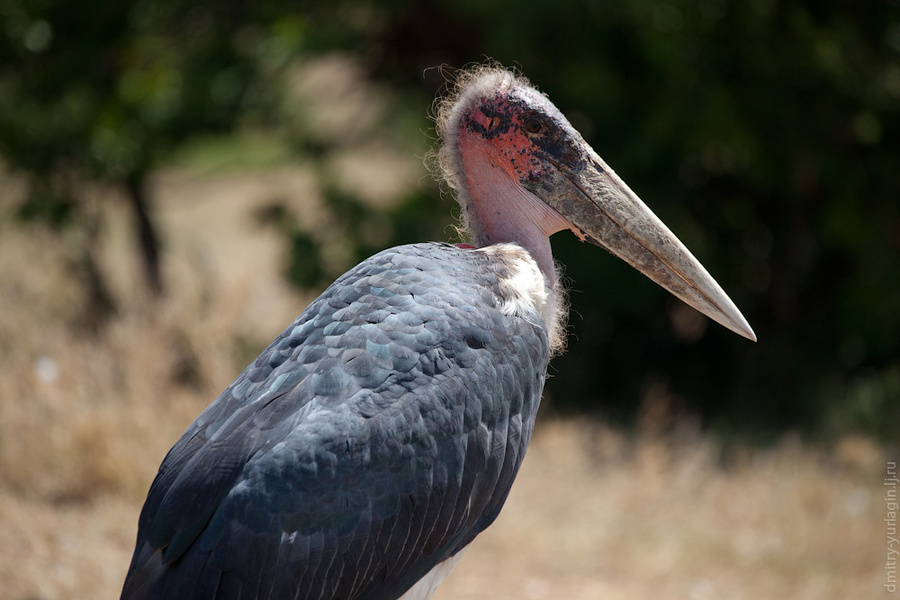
xmin=523 ymin=116 xmax=544 ymax=134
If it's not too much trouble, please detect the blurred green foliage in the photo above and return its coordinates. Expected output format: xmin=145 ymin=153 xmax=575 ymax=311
xmin=2 ymin=0 xmax=898 ymax=439
xmin=328 ymin=0 xmax=900 ymax=440
xmin=0 ymin=0 xmax=309 ymax=295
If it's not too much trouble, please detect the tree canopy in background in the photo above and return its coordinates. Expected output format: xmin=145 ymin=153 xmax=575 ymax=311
xmin=0 ymin=0 xmax=307 ymax=302
xmin=1 ymin=0 xmax=898 ymax=440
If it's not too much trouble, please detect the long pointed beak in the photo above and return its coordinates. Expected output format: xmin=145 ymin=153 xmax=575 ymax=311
xmin=532 ymin=148 xmax=756 ymax=342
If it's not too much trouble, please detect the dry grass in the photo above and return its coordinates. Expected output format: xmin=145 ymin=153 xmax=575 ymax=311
xmin=0 ymin=56 xmax=889 ymax=600
xmin=437 ymin=423 xmax=885 ymax=600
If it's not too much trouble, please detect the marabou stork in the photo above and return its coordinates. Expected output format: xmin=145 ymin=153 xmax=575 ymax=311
xmin=121 ymin=66 xmax=755 ymax=600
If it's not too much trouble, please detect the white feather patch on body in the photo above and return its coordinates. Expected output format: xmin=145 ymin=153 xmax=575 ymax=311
xmin=397 ymin=546 xmax=470 ymax=600
xmin=480 ymin=245 xmax=551 ymax=322
xmin=478 ymin=244 xmax=565 ymax=354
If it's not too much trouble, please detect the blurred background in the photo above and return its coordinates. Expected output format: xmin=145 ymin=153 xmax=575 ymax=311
xmin=0 ymin=0 xmax=896 ymax=598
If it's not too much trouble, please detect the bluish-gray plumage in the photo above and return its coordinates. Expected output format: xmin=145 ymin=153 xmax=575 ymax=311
xmin=122 ymin=243 xmax=549 ymax=600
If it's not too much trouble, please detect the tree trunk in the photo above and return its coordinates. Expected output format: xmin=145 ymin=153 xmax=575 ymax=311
xmin=124 ymin=173 xmax=163 ymax=296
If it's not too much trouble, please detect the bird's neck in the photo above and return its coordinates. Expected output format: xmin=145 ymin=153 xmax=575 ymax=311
xmin=456 ymin=136 xmax=569 ymax=291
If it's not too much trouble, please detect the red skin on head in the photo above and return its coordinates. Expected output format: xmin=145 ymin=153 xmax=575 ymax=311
xmin=454 ymin=94 xmax=572 ymax=288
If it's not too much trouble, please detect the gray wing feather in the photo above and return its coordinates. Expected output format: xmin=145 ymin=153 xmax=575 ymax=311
xmin=121 ymin=243 xmax=549 ymax=600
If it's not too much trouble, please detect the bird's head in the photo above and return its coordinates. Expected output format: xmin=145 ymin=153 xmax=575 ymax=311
xmin=435 ymin=66 xmax=755 ymax=341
